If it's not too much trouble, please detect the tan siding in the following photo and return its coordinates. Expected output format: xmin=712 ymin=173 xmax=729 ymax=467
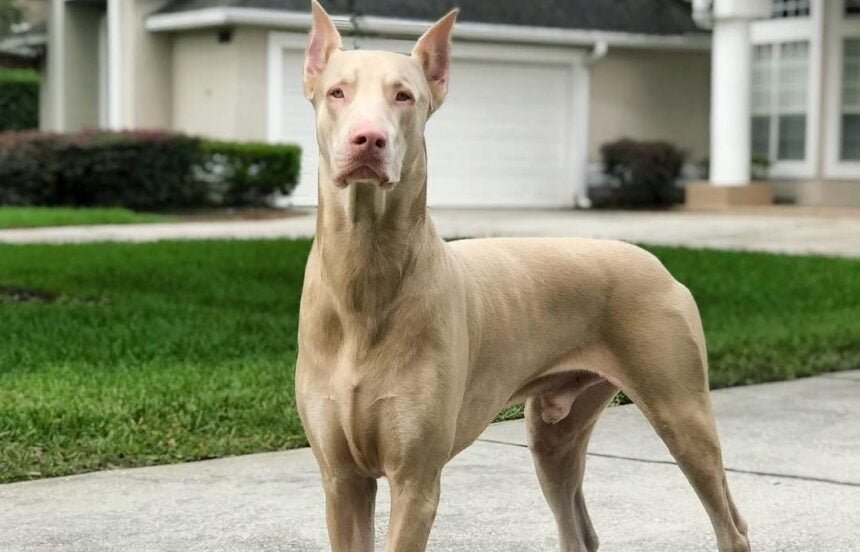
xmin=171 ymin=27 xmax=267 ymax=141
xmin=171 ymin=30 xmax=239 ymax=139
xmin=62 ymin=3 xmax=101 ymax=131
xmin=589 ymin=48 xmax=711 ymax=164
xmin=126 ymin=0 xmax=173 ymax=128
xmin=233 ymin=28 xmax=268 ymax=141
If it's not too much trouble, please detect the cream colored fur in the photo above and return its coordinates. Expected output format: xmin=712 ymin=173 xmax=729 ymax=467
xmin=295 ymin=3 xmax=750 ymax=551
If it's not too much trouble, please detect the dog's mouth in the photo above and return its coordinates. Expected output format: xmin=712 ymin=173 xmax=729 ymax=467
xmin=335 ymin=163 xmax=394 ymax=189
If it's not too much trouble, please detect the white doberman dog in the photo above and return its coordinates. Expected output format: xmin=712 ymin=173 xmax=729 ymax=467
xmin=295 ymin=2 xmax=750 ymax=551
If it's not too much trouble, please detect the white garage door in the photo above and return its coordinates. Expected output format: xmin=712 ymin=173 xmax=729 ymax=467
xmin=269 ymin=36 xmax=586 ymax=207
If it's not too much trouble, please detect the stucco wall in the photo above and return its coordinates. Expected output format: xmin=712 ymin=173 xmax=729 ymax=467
xmin=171 ymin=27 xmax=267 ymax=141
xmin=233 ymin=28 xmax=268 ymax=141
xmin=60 ymin=2 xmax=101 ymax=131
xmin=123 ymin=0 xmax=173 ymax=128
xmin=589 ymin=48 xmax=711 ymax=164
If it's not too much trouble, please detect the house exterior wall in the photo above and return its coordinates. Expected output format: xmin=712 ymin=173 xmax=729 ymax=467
xmin=104 ymin=0 xmax=173 ymax=129
xmin=588 ymin=47 xmax=711 ymax=164
xmin=58 ymin=2 xmax=101 ymax=131
xmin=233 ymin=28 xmax=268 ymax=141
xmin=171 ymin=27 xmax=267 ymax=141
xmin=122 ymin=0 xmax=173 ymax=129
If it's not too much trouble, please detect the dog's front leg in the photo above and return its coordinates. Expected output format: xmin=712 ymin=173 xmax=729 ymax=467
xmin=384 ymin=471 xmax=442 ymax=552
xmin=321 ymin=473 xmax=377 ymax=552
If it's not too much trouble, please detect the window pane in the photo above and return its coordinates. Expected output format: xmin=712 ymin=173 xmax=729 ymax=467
xmin=752 ymin=116 xmax=771 ymax=159
xmin=843 ymin=40 xmax=860 ymax=161
xmin=752 ymin=45 xmax=773 ymax=114
xmin=778 ymin=42 xmax=808 ymax=112
xmin=844 ymin=40 xmax=860 ymax=112
xmin=842 ymin=115 xmax=860 ymax=160
xmin=846 ymin=0 xmax=860 ymax=15
xmin=778 ymin=115 xmax=806 ymax=160
xmin=772 ymin=0 xmax=810 ymax=18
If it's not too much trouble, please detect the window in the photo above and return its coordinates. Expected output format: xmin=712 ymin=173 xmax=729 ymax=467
xmin=752 ymin=42 xmax=809 ymax=162
xmin=752 ymin=46 xmax=773 ymax=159
xmin=842 ymin=39 xmax=860 ymax=160
xmin=771 ymin=0 xmax=810 ymax=18
xmin=847 ymin=0 xmax=860 ymax=16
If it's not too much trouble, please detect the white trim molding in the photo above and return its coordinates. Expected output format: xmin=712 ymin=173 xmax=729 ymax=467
xmin=149 ymin=7 xmax=711 ymax=51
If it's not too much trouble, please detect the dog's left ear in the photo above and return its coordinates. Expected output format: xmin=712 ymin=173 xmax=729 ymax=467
xmin=411 ymin=9 xmax=458 ymax=112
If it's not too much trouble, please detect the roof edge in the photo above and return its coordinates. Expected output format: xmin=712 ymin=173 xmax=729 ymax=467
xmin=145 ymin=7 xmax=711 ymax=51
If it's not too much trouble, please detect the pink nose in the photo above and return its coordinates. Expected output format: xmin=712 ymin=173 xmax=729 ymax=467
xmin=348 ymin=123 xmax=387 ymax=152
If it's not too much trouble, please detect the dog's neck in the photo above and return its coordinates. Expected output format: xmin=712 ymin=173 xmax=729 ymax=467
xmin=314 ymin=146 xmax=441 ymax=324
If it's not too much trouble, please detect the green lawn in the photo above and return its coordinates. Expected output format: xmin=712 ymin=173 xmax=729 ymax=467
xmin=0 ymin=207 xmax=167 ymax=229
xmin=0 ymin=240 xmax=858 ymax=483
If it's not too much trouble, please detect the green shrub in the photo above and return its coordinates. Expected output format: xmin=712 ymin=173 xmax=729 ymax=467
xmin=0 ymin=69 xmax=38 ymax=131
xmin=199 ymin=140 xmax=301 ymax=207
xmin=0 ymin=130 xmax=208 ymax=209
xmin=590 ymin=138 xmax=687 ymax=209
xmin=0 ymin=130 xmax=302 ymax=210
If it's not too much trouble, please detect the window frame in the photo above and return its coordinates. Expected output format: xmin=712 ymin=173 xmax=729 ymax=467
xmin=771 ymin=0 xmax=812 ymax=19
xmin=751 ymin=3 xmax=823 ymax=179
xmin=825 ymin=1 xmax=860 ymax=178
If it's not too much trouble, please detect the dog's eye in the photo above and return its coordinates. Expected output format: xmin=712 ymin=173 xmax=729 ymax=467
xmin=329 ymin=88 xmax=344 ymax=99
xmin=395 ymin=91 xmax=413 ymax=102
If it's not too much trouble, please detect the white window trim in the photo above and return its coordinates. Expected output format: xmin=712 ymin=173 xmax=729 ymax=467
xmin=750 ymin=1 xmax=823 ymax=179
xmin=824 ymin=2 xmax=860 ymax=179
xmin=266 ymin=32 xmax=591 ymax=206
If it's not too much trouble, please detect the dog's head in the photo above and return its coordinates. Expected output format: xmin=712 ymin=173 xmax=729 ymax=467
xmin=303 ymin=0 xmax=457 ymax=191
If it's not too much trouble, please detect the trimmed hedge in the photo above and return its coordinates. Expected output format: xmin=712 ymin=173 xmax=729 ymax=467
xmin=0 ymin=130 xmax=301 ymax=209
xmin=0 ymin=69 xmax=39 ymax=131
xmin=199 ymin=140 xmax=302 ymax=207
xmin=590 ymin=138 xmax=686 ymax=209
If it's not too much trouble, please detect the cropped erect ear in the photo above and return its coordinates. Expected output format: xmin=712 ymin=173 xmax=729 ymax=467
xmin=304 ymin=0 xmax=343 ymax=99
xmin=411 ymin=9 xmax=458 ymax=112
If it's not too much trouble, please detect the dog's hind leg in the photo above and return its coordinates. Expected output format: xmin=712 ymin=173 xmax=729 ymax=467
xmin=526 ymin=379 xmax=618 ymax=552
xmin=612 ymin=293 xmax=750 ymax=552
xmin=635 ymin=392 xmax=749 ymax=552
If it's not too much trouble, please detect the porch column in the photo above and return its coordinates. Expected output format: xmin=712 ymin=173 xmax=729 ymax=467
xmin=686 ymin=0 xmax=773 ymax=208
xmin=106 ymin=0 xmax=124 ymax=130
xmin=710 ymin=17 xmax=753 ymax=184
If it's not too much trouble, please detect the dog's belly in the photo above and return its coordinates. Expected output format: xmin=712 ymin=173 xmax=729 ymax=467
xmin=447 ymin=237 xmax=675 ymax=452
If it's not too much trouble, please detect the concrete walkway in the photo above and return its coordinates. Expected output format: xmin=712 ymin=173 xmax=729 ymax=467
xmin=1 ymin=209 xmax=859 ymax=257
xmin=2 ymin=371 xmax=858 ymax=551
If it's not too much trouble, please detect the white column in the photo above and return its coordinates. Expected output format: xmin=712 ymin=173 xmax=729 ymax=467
xmin=47 ymin=0 xmax=66 ymax=131
xmin=106 ymin=0 xmax=124 ymax=130
xmin=710 ymin=17 xmax=753 ymax=185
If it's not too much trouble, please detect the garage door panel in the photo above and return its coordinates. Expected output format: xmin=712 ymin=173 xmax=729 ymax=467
xmin=278 ymin=50 xmax=319 ymax=205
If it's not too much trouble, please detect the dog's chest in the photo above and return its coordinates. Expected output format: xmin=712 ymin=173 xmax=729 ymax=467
xmin=306 ymin=361 xmax=415 ymax=476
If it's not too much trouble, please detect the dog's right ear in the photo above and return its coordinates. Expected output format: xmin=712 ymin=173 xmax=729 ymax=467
xmin=412 ymin=9 xmax=458 ymax=112
xmin=304 ymin=0 xmax=342 ymax=100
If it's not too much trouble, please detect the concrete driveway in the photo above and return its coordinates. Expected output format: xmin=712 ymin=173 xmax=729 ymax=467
xmin=1 ymin=208 xmax=859 ymax=257
xmin=2 ymin=371 xmax=857 ymax=551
